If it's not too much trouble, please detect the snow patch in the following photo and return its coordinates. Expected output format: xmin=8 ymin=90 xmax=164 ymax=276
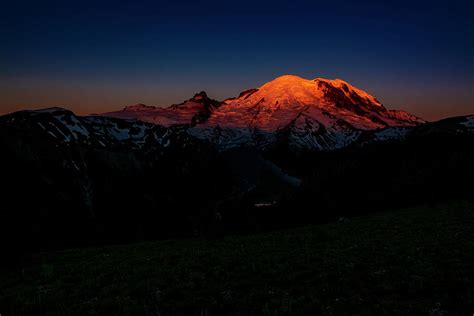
xmin=254 ymin=201 xmax=277 ymax=207
xmin=461 ymin=116 xmax=474 ymax=128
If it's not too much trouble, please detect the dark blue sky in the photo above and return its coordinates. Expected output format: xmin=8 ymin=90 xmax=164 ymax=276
xmin=1 ymin=0 xmax=473 ymax=120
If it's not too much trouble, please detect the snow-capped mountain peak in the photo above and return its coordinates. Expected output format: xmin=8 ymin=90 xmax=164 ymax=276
xmin=203 ymin=74 xmax=420 ymax=132
xmin=103 ymin=74 xmax=425 ymax=151
xmin=313 ymin=77 xmax=383 ymax=108
xmin=103 ymin=91 xmax=221 ymax=126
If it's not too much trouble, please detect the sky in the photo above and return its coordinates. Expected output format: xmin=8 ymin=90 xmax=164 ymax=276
xmin=1 ymin=0 xmax=473 ymax=121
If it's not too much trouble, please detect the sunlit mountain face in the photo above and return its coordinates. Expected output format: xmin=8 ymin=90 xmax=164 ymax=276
xmin=103 ymin=75 xmax=424 ymax=150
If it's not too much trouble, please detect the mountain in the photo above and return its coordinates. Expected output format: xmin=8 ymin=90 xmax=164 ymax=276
xmin=0 ymin=107 xmax=235 ymax=251
xmin=104 ymin=91 xmax=221 ymax=126
xmin=1 ymin=76 xmax=473 ymax=253
xmin=1 ymin=107 xmax=472 ymax=252
xmin=292 ymin=114 xmax=474 ymax=215
xmin=104 ymin=75 xmax=424 ymax=150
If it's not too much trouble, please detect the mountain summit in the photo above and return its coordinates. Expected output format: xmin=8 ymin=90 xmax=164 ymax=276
xmin=205 ymin=75 xmax=422 ymax=132
xmin=103 ymin=75 xmax=424 ymax=150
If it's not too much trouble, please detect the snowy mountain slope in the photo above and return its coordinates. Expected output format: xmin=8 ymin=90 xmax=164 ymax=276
xmin=0 ymin=107 xmax=237 ymax=248
xmin=1 ymin=107 xmax=195 ymax=151
xmin=103 ymin=75 xmax=430 ymax=150
xmin=102 ymin=74 xmax=425 ymax=150
xmin=461 ymin=116 xmax=474 ymax=128
xmin=191 ymin=75 xmax=424 ymax=150
xmin=103 ymin=91 xmax=221 ymax=126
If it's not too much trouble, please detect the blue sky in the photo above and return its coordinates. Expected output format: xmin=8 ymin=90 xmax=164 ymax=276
xmin=1 ymin=0 xmax=473 ymax=120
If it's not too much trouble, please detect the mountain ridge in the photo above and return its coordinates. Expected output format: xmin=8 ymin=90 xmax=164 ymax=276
xmin=102 ymin=74 xmax=425 ymax=151
xmin=0 ymin=105 xmax=473 ymax=252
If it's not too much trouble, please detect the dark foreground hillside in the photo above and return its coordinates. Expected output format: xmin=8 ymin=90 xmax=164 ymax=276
xmin=1 ymin=201 xmax=473 ymax=316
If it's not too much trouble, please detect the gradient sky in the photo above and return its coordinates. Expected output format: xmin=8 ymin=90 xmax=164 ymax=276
xmin=1 ymin=0 xmax=473 ymax=121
